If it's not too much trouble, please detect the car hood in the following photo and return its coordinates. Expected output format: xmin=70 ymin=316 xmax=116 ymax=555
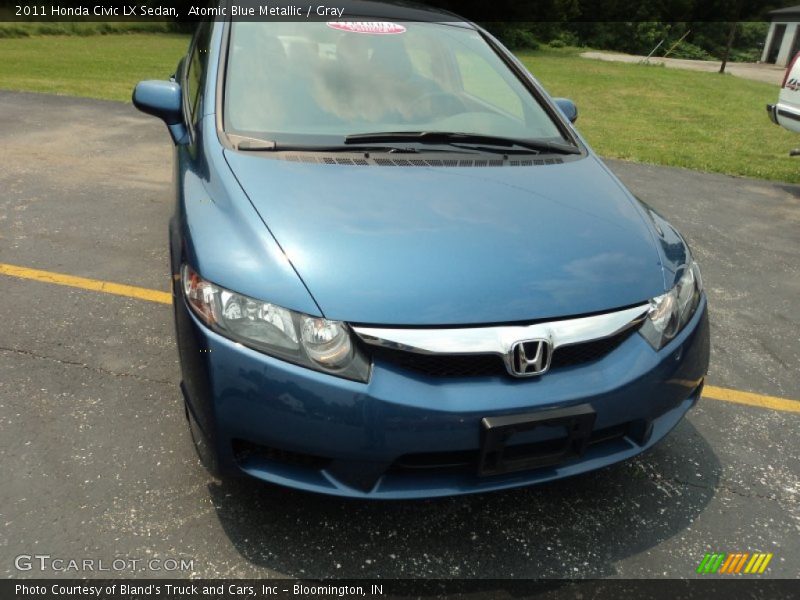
xmin=224 ymin=152 xmax=665 ymax=325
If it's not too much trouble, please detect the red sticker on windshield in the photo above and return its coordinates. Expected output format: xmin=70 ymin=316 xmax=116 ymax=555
xmin=327 ymin=21 xmax=407 ymax=35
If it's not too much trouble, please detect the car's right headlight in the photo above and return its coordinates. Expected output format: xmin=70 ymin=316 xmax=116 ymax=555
xmin=181 ymin=265 xmax=371 ymax=382
xmin=639 ymin=260 xmax=703 ymax=350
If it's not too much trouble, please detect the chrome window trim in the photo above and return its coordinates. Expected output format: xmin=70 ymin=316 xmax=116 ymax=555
xmin=353 ymin=304 xmax=649 ymax=377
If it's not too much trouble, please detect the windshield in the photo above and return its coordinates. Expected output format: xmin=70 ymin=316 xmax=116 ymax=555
xmin=224 ymin=21 xmax=566 ymax=145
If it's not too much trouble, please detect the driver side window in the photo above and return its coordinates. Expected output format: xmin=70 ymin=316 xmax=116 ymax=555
xmin=185 ymin=21 xmax=212 ymax=125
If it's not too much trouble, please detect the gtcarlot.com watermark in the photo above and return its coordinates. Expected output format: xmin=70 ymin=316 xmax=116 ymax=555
xmin=14 ymin=554 xmax=194 ymax=573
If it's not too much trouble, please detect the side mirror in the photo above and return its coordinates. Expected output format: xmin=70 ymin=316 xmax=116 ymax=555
xmin=554 ymin=98 xmax=578 ymax=124
xmin=132 ymin=80 xmax=188 ymax=144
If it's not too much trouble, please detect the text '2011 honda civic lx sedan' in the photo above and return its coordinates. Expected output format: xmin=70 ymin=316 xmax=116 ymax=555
xmin=133 ymin=2 xmax=709 ymax=499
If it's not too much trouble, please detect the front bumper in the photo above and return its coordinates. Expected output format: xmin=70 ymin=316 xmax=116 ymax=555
xmin=767 ymin=103 xmax=778 ymax=125
xmin=176 ymin=296 xmax=710 ymax=499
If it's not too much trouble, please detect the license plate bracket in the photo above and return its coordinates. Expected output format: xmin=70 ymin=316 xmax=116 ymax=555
xmin=478 ymin=403 xmax=596 ymax=477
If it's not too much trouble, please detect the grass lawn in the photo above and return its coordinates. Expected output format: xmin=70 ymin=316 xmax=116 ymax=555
xmin=0 ymin=35 xmax=796 ymax=182
xmin=0 ymin=33 xmax=189 ymax=101
xmin=520 ymin=47 xmax=800 ymax=183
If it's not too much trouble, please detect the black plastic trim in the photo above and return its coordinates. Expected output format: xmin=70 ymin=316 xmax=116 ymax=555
xmin=478 ymin=404 xmax=597 ymax=476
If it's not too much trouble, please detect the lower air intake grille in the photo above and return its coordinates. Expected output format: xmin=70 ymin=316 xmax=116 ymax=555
xmin=232 ymin=439 xmax=331 ymax=470
xmin=390 ymin=422 xmax=632 ymax=475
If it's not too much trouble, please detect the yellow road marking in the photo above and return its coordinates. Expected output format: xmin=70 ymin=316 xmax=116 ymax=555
xmin=703 ymin=385 xmax=800 ymax=414
xmin=0 ymin=262 xmax=172 ymax=305
xmin=1 ymin=261 xmax=799 ymax=413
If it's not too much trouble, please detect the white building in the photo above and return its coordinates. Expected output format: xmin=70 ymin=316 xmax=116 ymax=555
xmin=763 ymin=5 xmax=800 ymax=66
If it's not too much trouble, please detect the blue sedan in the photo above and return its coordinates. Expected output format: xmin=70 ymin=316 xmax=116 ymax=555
xmin=133 ymin=3 xmax=709 ymax=498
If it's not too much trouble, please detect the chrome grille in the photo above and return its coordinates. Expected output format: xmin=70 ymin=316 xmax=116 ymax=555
xmin=370 ymin=328 xmax=635 ymax=378
xmin=353 ymin=304 xmax=649 ymax=380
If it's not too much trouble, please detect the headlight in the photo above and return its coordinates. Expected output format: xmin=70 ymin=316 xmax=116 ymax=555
xmin=639 ymin=260 xmax=703 ymax=350
xmin=182 ymin=265 xmax=370 ymax=382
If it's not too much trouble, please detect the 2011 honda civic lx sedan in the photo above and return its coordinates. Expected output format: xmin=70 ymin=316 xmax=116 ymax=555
xmin=133 ymin=3 xmax=709 ymax=499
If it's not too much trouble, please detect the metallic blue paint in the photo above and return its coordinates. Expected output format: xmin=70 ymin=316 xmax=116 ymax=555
xmin=132 ymin=80 xmax=187 ymax=144
xmin=224 ymin=151 xmax=665 ymax=325
xmin=144 ymin=17 xmax=711 ymax=498
xmin=175 ymin=115 xmax=322 ymax=317
xmin=177 ymin=292 xmax=709 ymax=498
xmin=553 ymin=97 xmax=578 ymax=123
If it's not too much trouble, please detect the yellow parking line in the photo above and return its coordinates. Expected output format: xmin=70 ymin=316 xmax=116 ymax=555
xmin=1 ymin=261 xmax=799 ymax=413
xmin=0 ymin=262 xmax=172 ymax=305
xmin=703 ymin=385 xmax=800 ymax=413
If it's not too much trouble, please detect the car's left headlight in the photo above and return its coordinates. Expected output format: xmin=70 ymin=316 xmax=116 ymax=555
xmin=181 ymin=265 xmax=371 ymax=382
xmin=639 ymin=260 xmax=703 ymax=350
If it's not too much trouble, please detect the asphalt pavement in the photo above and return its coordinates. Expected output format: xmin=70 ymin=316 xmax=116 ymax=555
xmin=0 ymin=91 xmax=798 ymax=580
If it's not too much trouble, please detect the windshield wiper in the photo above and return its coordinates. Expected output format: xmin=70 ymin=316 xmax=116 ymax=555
xmin=344 ymin=131 xmax=582 ymax=155
xmin=235 ymin=137 xmax=421 ymax=154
